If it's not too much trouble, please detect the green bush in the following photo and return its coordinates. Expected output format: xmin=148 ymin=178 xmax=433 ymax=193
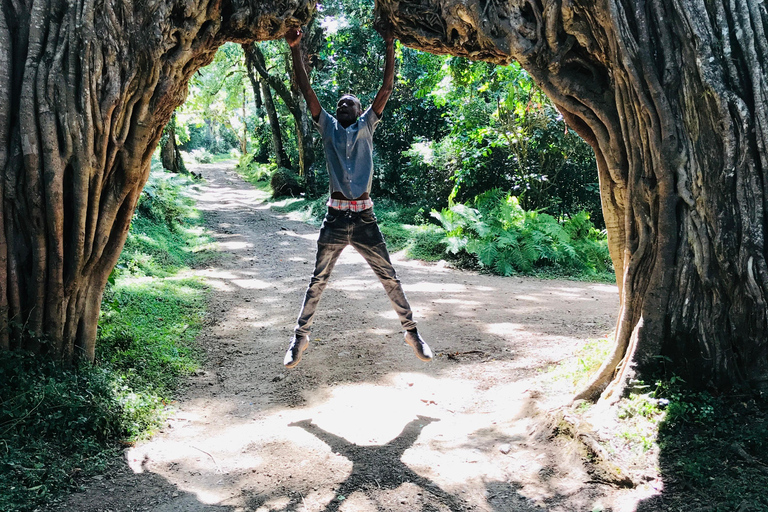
xmin=405 ymin=224 xmax=448 ymax=261
xmin=270 ymin=167 xmax=305 ymax=198
xmin=432 ymin=189 xmax=612 ymax=277
xmin=0 ymin=353 xmax=128 ymax=510
xmin=190 ymin=148 xmax=214 ymax=163
xmin=136 ymin=172 xmax=196 ymax=229
xmin=237 ymin=154 xmax=275 ymax=183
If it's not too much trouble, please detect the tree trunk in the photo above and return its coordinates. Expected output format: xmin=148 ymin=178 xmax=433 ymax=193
xmin=259 ymin=76 xmax=292 ymax=169
xmin=378 ymin=0 xmax=768 ymax=398
xmin=0 ymin=1 xmax=312 ymax=363
xmin=161 ymin=112 xmax=187 ymax=174
xmin=244 ymin=43 xmax=316 ymax=186
xmin=241 ymin=89 xmax=248 ymax=155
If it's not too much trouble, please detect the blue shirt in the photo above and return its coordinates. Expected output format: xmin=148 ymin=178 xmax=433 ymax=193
xmin=314 ymin=107 xmax=380 ymax=199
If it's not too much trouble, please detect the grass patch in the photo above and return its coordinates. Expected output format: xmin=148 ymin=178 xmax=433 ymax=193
xmin=544 ymin=336 xmax=613 ymax=393
xmin=0 ymin=166 xmax=214 ymax=511
xmin=650 ymin=386 xmax=768 ymax=509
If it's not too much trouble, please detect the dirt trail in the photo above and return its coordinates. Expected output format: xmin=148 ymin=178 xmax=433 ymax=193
xmin=52 ymin=162 xmax=657 ymax=511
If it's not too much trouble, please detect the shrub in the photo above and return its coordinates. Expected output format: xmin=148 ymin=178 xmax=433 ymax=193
xmin=432 ymin=189 xmax=612 ymax=277
xmin=405 ymin=224 xmax=448 ymax=261
xmin=270 ymin=167 xmax=305 ymax=198
xmin=190 ymin=148 xmax=214 ymax=163
xmin=135 ymin=172 xmax=195 ymax=230
xmin=237 ymin=153 xmax=274 ymax=183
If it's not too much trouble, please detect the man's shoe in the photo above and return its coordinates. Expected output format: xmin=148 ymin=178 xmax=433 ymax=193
xmin=284 ymin=334 xmax=310 ymax=368
xmin=404 ymin=330 xmax=433 ymax=362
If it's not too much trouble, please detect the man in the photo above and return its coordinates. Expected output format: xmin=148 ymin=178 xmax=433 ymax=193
xmin=282 ymin=25 xmax=433 ymax=368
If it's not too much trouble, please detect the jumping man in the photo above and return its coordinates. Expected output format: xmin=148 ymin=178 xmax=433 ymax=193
xmin=282 ymin=25 xmax=433 ymax=368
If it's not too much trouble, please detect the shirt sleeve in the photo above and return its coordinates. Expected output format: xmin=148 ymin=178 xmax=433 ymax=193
xmin=360 ymin=107 xmax=380 ymax=133
xmin=313 ymin=108 xmax=334 ymax=135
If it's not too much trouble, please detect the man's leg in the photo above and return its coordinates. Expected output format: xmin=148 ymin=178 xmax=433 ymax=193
xmin=349 ymin=211 xmax=416 ymax=331
xmin=285 ymin=241 xmax=345 ymax=368
xmin=350 ymin=210 xmax=432 ymax=361
xmin=294 ymin=242 xmax=346 ymax=336
xmin=353 ymin=239 xmax=417 ymax=331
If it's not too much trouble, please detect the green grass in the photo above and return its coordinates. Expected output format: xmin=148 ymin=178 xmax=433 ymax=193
xmin=544 ymin=336 xmax=613 ymax=393
xmin=0 ymin=166 xmax=214 ymax=511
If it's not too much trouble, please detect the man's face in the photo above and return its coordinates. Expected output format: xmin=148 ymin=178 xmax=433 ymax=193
xmin=336 ymin=95 xmax=362 ymax=126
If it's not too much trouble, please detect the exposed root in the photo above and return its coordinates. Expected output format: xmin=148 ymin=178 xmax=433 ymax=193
xmin=537 ymin=409 xmax=636 ymax=489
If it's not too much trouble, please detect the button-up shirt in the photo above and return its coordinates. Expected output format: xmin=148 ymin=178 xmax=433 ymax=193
xmin=314 ymin=107 xmax=380 ymax=199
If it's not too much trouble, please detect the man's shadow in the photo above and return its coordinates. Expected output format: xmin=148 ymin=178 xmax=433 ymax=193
xmin=289 ymin=416 xmax=465 ymax=511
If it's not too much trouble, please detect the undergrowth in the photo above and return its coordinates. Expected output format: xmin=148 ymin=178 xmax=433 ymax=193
xmin=547 ymin=338 xmax=768 ymax=510
xmin=237 ymin=164 xmax=610 ymax=282
xmin=433 ymin=189 xmax=613 ymax=280
xmin=0 ymin=164 xmax=214 ymax=511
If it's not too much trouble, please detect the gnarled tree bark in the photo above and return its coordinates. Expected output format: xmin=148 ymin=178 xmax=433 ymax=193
xmin=378 ymin=0 xmax=768 ymax=399
xmin=1 ymin=0 xmax=312 ymax=363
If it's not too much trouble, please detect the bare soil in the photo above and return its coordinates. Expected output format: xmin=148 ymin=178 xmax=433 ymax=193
xmin=50 ymin=162 xmax=662 ymax=511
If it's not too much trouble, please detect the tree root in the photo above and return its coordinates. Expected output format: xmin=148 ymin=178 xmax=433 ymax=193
xmin=538 ymin=409 xmax=635 ymax=489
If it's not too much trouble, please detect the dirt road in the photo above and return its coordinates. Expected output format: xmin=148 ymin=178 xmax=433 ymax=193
xmin=52 ymin=163 xmax=658 ymax=511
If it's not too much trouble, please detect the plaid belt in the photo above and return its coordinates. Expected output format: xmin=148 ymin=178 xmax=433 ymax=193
xmin=326 ymin=198 xmax=374 ymax=211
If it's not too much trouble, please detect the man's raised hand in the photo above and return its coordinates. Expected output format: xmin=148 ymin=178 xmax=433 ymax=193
xmin=285 ymin=27 xmax=303 ymax=48
xmin=374 ymin=18 xmax=395 ymax=44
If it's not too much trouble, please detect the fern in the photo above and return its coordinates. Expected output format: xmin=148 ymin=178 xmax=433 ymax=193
xmin=430 ymin=191 xmax=613 ymax=277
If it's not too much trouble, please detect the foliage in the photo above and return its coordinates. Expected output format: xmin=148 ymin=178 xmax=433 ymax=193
xmin=0 ymin=165 xmax=212 ymax=511
xmin=190 ymin=148 xmax=215 ymax=163
xmin=433 ymin=189 xmax=612 ymax=278
xmin=238 ymin=153 xmax=276 ymax=183
xmin=645 ymin=383 xmax=768 ymax=509
xmin=270 ymin=167 xmax=306 ymax=198
xmin=0 ymin=353 xmax=123 ymax=511
xmin=180 ymin=43 xmax=249 ymax=154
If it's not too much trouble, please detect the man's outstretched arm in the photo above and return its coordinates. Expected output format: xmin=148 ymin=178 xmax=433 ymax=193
xmin=286 ymin=28 xmax=322 ymax=120
xmin=371 ymin=27 xmax=395 ymax=118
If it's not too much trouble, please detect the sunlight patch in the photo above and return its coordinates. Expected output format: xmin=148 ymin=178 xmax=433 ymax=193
xmin=486 ymin=323 xmax=525 ymax=336
xmin=231 ymin=278 xmax=271 ymax=289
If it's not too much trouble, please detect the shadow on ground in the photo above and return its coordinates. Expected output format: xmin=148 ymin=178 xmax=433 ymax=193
xmin=635 ymin=394 xmax=768 ymax=512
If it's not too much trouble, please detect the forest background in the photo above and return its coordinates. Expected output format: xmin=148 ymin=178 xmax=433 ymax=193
xmin=176 ymin=0 xmax=613 ymax=281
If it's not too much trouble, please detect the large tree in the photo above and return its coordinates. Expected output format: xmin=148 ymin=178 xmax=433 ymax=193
xmin=0 ymin=1 xmax=312 ymax=362
xmin=376 ymin=0 xmax=768 ymax=400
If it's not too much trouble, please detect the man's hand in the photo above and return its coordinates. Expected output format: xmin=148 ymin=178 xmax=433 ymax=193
xmin=381 ymin=27 xmax=395 ymax=45
xmin=375 ymin=19 xmax=396 ymax=45
xmin=285 ymin=27 xmax=303 ymax=48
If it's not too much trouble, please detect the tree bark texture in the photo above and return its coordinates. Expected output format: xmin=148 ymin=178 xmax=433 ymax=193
xmin=1 ymin=0 xmax=312 ymax=362
xmin=377 ymin=0 xmax=768 ymax=398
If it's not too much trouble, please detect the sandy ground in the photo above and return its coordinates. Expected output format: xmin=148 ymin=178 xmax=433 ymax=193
xmin=50 ymin=162 xmax=661 ymax=511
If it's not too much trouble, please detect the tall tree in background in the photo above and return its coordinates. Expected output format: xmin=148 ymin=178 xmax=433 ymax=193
xmin=184 ymin=43 xmax=250 ymax=157
xmin=0 ymin=1 xmax=312 ymax=362
xmin=160 ymin=112 xmax=188 ymax=174
xmin=244 ymin=41 xmax=317 ymax=191
xmin=256 ymin=71 xmax=292 ymax=169
xmin=379 ymin=0 xmax=768 ymax=399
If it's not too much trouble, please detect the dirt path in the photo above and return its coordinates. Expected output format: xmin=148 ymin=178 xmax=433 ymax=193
xmin=53 ymin=162 xmax=656 ymax=511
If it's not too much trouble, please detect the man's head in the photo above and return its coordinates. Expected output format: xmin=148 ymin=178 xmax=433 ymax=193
xmin=336 ymin=94 xmax=362 ymax=127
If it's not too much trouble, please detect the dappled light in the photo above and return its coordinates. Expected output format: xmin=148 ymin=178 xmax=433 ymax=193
xmin=53 ymin=162 xmax=675 ymax=512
